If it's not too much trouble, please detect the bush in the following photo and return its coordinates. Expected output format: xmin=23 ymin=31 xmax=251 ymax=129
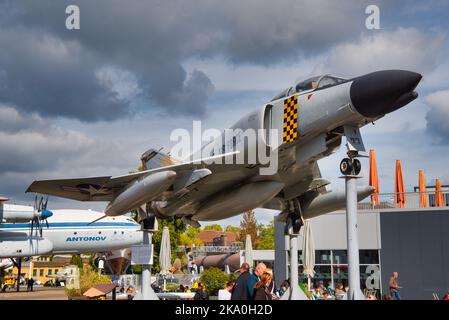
xmin=227 ymin=272 xmax=238 ymax=283
xmin=299 ymin=282 xmax=312 ymax=299
xmin=164 ymin=282 xmax=180 ymax=292
xmin=200 ymin=267 xmax=229 ymax=296
xmin=64 ymin=265 xmax=112 ymax=298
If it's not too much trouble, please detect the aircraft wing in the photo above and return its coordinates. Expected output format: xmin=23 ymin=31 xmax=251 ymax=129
xmin=26 ymin=151 xmax=241 ymax=202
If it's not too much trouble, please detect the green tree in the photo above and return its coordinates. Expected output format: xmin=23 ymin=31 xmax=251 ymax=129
xmin=65 ymin=265 xmax=112 ymax=298
xmin=225 ymin=225 xmax=241 ymax=233
xmin=200 ymin=267 xmax=229 ymax=295
xmin=179 ymin=226 xmax=203 ymax=246
xmin=256 ymin=221 xmax=275 ymax=250
xmin=203 ymin=224 xmax=223 ymax=231
xmin=238 ymin=210 xmax=259 ymax=246
xmin=70 ymin=254 xmax=83 ymax=269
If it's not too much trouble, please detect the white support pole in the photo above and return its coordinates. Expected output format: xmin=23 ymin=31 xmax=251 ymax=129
xmin=141 ymin=229 xmax=159 ymax=300
xmin=344 ymin=175 xmax=364 ymax=300
xmin=289 ymin=234 xmax=302 ymax=299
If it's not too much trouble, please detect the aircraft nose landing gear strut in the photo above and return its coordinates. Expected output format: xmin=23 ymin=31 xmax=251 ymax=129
xmin=339 ymin=127 xmax=366 ymax=300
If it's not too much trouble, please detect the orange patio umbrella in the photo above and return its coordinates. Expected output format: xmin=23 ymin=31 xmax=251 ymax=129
xmin=369 ymin=149 xmax=380 ymax=207
xmin=83 ymin=283 xmax=117 ymax=299
xmin=435 ymin=178 xmax=444 ymax=208
xmin=394 ymin=160 xmax=406 ymax=208
xmin=419 ymin=170 xmax=428 ymax=208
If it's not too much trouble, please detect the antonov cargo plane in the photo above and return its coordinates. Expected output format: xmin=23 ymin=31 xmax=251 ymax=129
xmin=0 ymin=197 xmax=142 ymax=259
xmin=27 ymin=70 xmax=422 ymax=231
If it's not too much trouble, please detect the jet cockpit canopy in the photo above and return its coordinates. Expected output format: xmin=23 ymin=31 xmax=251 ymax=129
xmin=271 ymin=75 xmax=348 ymax=101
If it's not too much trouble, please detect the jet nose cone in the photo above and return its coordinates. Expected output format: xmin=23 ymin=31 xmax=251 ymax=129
xmin=350 ymin=70 xmax=422 ymax=118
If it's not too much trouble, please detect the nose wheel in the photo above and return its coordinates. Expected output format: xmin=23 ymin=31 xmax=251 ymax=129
xmin=340 ymin=158 xmax=361 ymax=175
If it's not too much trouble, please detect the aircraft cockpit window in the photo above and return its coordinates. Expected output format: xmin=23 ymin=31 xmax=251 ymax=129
xmin=270 ymin=75 xmax=347 ymax=102
xmin=294 ymin=76 xmax=321 ymax=93
xmin=317 ymin=76 xmax=347 ymax=89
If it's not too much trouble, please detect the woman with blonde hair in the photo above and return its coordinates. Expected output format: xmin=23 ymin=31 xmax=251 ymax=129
xmin=253 ymin=272 xmax=273 ymax=300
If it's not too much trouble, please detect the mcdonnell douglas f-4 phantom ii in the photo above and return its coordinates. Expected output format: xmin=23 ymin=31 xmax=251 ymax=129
xmin=27 ymin=70 xmax=422 ymax=231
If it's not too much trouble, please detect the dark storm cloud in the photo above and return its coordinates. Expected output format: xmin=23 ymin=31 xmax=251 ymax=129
xmin=0 ymin=104 xmax=141 ymax=199
xmin=0 ymin=0 xmax=383 ymax=121
xmin=0 ymin=27 xmax=131 ymax=121
xmin=0 ymin=105 xmax=94 ymax=173
xmin=425 ymin=90 xmax=449 ymax=144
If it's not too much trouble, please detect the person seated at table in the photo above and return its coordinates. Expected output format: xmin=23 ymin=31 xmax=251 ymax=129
xmin=312 ymin=287 xmax=323 ymax=300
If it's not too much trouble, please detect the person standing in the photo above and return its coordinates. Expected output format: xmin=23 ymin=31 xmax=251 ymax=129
xmin=230 ymin=263 xmax=251 ymax=300
xmin=193 ymin=282 xmax=209 ymax=300
xmin=218 ymin=281 xmax=234 ymax=300
xmin=247 ymin=263 xmax=267 ymax=300
xmin=253 ymin=273 xmax=273 ymax=301
xmin=388 ymin=272 xmax=402 ymax=300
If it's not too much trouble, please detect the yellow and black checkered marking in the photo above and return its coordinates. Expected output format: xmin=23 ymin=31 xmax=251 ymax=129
xmin=283 ymin=95 xmax=298 ymax=143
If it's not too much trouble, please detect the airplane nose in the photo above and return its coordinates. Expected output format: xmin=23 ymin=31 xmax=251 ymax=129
xmin=350 ymin=70 xmax=422 ymax=118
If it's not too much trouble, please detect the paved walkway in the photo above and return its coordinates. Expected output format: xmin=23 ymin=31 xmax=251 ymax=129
xmin=0 ymin=286 xmax=67 ymax=300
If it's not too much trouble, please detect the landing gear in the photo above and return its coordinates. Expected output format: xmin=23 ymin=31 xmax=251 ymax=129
xmin=276 ymin=199 xmax=308 ymax=300
xmin=338 ymin=131 xmax=365 ymax=300
xmin=339 ymin=158 xmax=361 ymax=175
xmin=134 ymin=203 xmax=159 ymax=300
xmin=353 ymin=159 xmax=361 ymax=175
xmin=340 ymin=158 xmax=353 ymax=175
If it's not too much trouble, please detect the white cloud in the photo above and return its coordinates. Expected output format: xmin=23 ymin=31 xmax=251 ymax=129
xmin=315 ymin=28 xmax=446 ymax=77
xmin=95 ymin=66 xmax=142 ymax=101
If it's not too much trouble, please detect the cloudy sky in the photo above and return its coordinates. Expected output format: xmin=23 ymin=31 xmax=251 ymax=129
xmin=1 ymin=0 xmax=449 ymax=226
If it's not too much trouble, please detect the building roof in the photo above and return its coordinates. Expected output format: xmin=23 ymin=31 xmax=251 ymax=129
xmin=197 ymin=230 xmax=239 ymax=244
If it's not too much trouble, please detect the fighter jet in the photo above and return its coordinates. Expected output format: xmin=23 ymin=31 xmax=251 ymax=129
xmin=27 ymin=70 xmax=422 ymax=230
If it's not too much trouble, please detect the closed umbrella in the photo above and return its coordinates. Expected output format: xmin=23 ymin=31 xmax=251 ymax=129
xmin=224 ymin=265 xmax=230 ymax=275
xmin=394 ymin=160 xmax=406 ymax=208
xmin=244 ymin=234 xmax=253 ymax=269
xmin=159 ymin=226 xmax=171 ymax=291
xmin=419 ymin=170 xmax=428 ymax=208
xmin=369 ymin=149 xmax=380 ymax=207
xmin=435 ymin=178 xmax=444 ymax=208
xmin=302 ymin=220 xmax=315 ymax=291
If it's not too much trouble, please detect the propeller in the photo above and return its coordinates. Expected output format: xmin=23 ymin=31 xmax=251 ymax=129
xmin=30 ymin=195 xmax=53 ymax=237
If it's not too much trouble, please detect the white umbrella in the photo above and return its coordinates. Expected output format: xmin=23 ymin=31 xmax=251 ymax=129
xmin=302 ymin=220 xmax=315 ymax=291
xmin=244 ymin=234 xmax=253 ymax=268
xmin=224 ymin=265 xmax=230 ymax=275
xmin=159 ymin=226 xmax=172 ymax=275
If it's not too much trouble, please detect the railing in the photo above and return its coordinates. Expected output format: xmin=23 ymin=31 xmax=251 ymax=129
xmin=358 ymin=191 xmax=449 ymax=210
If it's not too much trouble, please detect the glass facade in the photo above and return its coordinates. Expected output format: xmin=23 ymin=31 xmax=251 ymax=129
xmin=297 ymin=249 xmax=381 ymax=297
